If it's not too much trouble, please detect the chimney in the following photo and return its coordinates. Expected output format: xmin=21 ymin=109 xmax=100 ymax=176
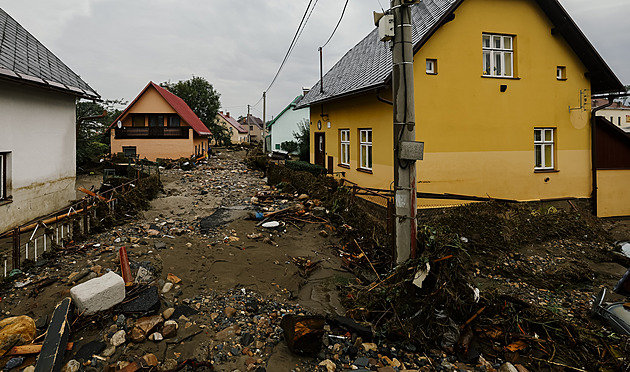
xmin=302 ymin=87 xmax=310 ymax=96
xmin=219 ymin=111 xmax=223 ymax=115
xmin=227 ymin=112 xmax=230 ymax=118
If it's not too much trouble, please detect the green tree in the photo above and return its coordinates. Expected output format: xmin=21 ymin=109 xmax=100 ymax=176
xmin=293 ymin=118 xmax=310 ymax=161
xmin=76 ymin=99 xmax=125 ymax=168
xmin=161 ymin=77 xmax=231 ymax=146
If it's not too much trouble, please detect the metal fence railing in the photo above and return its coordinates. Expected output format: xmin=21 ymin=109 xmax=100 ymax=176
xmin=0 ymin=165 xmax=158 ymax=277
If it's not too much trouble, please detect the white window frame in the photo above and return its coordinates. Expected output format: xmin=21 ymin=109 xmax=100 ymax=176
xmin=556 ymin=66 xmax=566 ymax=80
xmin=426 ymin=59 xmax=436 ymax=74
xmin=483 ymin=34 xmax=513 ymax=78
xmin=359 ymin=129 xmax=373 ymax=170
xmin=340 ymin=129 xmax=350 ymax=166
xmin=534 ymin=128 xmax=554 ymax=170
xmin=0 ymin=152 xmax=6 ymax=200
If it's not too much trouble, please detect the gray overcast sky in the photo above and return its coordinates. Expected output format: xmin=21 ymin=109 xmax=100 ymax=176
xmin=1 ymin=0 xmax=628 ymax=119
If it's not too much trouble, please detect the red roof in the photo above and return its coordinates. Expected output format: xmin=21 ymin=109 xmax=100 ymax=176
xmin=218 ymin=112 xmax=247 ymax=134
xmin=108 ymin=81 xmax=211 ymax=136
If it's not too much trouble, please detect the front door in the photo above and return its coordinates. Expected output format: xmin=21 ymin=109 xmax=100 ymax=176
xmin=314 ymin=133 xmax=325 ymax=167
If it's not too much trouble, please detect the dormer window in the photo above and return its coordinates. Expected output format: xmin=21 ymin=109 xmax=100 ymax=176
xmin=483 ymin=34 xmax=513 ymax=78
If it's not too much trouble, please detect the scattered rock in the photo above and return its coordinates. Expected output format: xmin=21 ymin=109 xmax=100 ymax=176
xmin=163 ymin=307 xmax=175 ymax=320
xmin=162 ymin=282 xmax=173 ymax=293
xmin=62 ymin=360 xmax=80 ymax=372
xmin=111 ymin=329 xmax=126 ymax=346
xmin=319 ymin=359 xmax=336 ymax=372
xmin=215 ymin=324 xmax=241 ymax=341
xmin=149 ymin=332 xmax=163 ymax=342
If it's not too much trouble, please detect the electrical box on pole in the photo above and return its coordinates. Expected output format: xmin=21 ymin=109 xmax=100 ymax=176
xmin=377 ymin=14 xmax=394 ymax=42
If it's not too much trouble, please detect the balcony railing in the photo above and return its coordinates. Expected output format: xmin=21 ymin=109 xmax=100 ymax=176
xmin=114 ymin=127 xmax=190 ymax=139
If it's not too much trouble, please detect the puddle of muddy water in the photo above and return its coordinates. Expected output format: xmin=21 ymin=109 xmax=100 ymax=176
xmin=199 ymin=207 xmax=252 ymax=233
xmin=297 ymin=269 xmax=353 ymax=316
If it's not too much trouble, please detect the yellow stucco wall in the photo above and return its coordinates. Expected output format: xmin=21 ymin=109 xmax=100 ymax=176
xmin=110 ymin=85 xmax=206 ymax=160
xmin=597 ymin=170 xmax=630 ymax=217
xmin=310 ymin=0 xmax=593 ymax=203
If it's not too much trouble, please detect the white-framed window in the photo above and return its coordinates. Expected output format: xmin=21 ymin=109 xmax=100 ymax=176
xmin=557 ymin=66 xmax=566 ymax=80
xmin=0 ymin=152 xmax=7 ymax=200
xmin=483 ymin=34 xmax=513 ymax=77
xmin=534 ymin=128 xmax=554 ymax=170
xmin=426 ymin=59 xmax=437 ymax=74
xmin=340 ymin=129 xmax=350 ymax=166
xmin=359 ymin=129 xmax=372 ymax=170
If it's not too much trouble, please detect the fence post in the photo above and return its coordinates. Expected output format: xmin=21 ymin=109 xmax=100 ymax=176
xmin=82 ymin=200 xmax=89 ymax=235
xmin=12 ymin=227 xmax=20 ymax=270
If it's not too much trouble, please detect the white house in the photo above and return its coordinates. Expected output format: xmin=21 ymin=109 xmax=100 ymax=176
xmin=0 ymin=8 xmax=99 ymax=234
xmin=266 ymin=93 xmax=310 ymax=153
xmin=593 ymin=99 xmax=630 ymax=132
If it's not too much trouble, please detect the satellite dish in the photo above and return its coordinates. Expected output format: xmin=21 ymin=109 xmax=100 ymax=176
xmin=117 ymin=120 xmax=122 ymax=129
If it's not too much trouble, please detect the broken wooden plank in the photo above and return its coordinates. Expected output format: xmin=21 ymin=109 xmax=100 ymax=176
xmin=77 ymin=187 xmax=107 ymax=201
xmin=7 ymin=343 xmax=73 ymax=356
xmin=34 ymin=297 xmax=73 ymax=372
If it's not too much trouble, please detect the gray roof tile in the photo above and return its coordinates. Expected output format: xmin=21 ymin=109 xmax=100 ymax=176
xmin=0 ymin=7 xmax=98 ymax=98
xmin=297 ymin=0 xmax=458 ymax=108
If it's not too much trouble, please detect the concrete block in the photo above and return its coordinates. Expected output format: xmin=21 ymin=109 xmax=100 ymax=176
xmin=70 ymin=272 xmax=125 ymax=315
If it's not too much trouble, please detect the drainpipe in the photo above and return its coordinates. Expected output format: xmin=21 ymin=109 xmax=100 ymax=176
xmin=376 ymin=88 xmax=393 ymax=106
xmin=591 ymin=97 xmax=613 ymax=216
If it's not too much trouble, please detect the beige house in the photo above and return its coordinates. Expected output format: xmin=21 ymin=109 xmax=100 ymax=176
xmin=108 ymin=82 xmax=211 ymax=161
xmin=238 ymin=114 xmax=264 ymax=143
xmin=593 ymin=99 xmax=630 ymax=132
xmin=216 ymin=111 xmax=247 ymax=144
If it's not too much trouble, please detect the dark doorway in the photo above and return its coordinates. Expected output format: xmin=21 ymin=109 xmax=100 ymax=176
xmin=314 ymin=133 xmax=325 ymax=167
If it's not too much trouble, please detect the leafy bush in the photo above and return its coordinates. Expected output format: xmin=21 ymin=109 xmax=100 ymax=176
xmin=280 ymin=140 xmax=299 ymax=153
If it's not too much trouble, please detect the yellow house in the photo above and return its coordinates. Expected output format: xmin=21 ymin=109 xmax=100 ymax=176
xmin=216 ymin=111 xmax=248 ymax=144
xmin=109 ymin=82 xmax=212 ymax=161
xmin=296 ymin=0 xmax=627 ymax=216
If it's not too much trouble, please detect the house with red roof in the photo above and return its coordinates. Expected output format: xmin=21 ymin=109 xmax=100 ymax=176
xmin=216 ymin=111 xmax=248 ymax=144
xmin=108 ymin=82 xmax=212 ymax=161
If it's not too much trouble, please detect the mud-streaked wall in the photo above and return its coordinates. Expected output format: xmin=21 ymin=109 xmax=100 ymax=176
xmin=0 ymin=80 xmax=77 ymax=233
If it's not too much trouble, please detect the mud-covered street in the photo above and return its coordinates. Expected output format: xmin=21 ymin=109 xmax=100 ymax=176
xmin=0 ymin=150 xmax=355 ymax=371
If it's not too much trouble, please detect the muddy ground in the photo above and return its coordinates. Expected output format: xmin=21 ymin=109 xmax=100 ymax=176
xmin=0 ymin=150 xmax=353 ymax=371
xmin=1 ymin=149 xmax=630 ymax=371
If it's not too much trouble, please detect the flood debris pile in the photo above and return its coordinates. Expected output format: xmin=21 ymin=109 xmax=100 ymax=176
xmin=93 ymin=175 xmax=162 ymax=230
xmin=267 ymin=163 xmax=391 ymax=269
xmin=339 ymin=201 xmax=630 ymax=371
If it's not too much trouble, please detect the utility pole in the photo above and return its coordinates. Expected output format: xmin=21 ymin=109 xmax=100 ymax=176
xmin=262 ymin=92 xmax=267 ymax=152
xmin=247 ymin=104 xmax=251 ymax=143
xmin=391 ymin=0 xmax=420 ymax=263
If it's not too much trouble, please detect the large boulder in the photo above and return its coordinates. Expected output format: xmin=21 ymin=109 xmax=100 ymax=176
xmin=0 ymin=315 xmax=36 ymax=350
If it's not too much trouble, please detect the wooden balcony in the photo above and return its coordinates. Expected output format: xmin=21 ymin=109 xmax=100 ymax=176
xmin=114 ymin=127 xmax=190 ymax=139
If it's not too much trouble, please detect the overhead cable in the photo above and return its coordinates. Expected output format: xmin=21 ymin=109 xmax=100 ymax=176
xmin=264 ymin=0 xmax=318 ymax=94
xmin=322 ymin=0 xmax=350 ymax=49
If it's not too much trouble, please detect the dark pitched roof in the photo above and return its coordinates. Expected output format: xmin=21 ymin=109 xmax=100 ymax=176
xmin=239 ymin=115 xmax=264 ymax=129
xmin=267 ymin=95 xmax=303 ymax=129
xmin=108 ymin=82 xmax=211 ymax=136
xmin=297 ymin=0 xmax=623 ymax=108
xmin=0 ymin=8 xmax=98 ymax=98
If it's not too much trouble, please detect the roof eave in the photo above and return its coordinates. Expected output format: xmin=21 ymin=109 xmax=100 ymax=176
xmin=0 ymin=72 xmax=100 ymax=100
xmin=296 ymin=82 xmax=389 ymax=109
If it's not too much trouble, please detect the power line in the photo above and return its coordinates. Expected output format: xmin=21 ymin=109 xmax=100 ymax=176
xmin=264 ymin=0 xmax=319 ymax=94
xmin=322 ymin=0 xmax=350 ymax=49
xmin=377 ymin=0 xmax=385 ymax=12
